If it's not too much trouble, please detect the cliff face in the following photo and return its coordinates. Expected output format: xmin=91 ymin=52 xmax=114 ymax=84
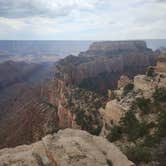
xmin=47 ymin=40 xmax=157 ymax=136
xmin=100 ymin=59 xmax=166 ymax=165
xmin=49 ymin=78 xmax=106 ymax=135
xmin=56 ymin=41 xmax=156 ymax=94
xmin=0 ymin=129 xmax=134 ymax=166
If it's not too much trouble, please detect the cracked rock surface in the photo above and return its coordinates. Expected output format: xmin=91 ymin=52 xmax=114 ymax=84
xmin=0 ymin=129 xmax=134 ymax=166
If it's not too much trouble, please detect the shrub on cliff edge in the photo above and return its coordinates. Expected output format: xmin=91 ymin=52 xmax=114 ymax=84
xmin=153 ymin=88 xmax=166 ymax=102
xmin=107 ymin=125 xmax=122 ymax=142
xmin=123 ymin=83 xmax=134 ymax=96
xmin=120 ymin=111 xmax=149 ymax=141
xmin=125 ymin=144 xmax=152 ymax=164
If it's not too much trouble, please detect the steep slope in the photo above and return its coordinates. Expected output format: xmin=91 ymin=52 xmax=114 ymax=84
xmin=0 ymin=83 xmax=59 ymax=149
xmin=0 ymin=61 xmax=56 ymax=148
xmin=0 ymin=61 xmax=54 ymax=90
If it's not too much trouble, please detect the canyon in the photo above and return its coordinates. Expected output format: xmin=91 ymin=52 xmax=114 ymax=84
xmin=0 ymin=41 xmax=164 ymax=166
xmin=0 ymin=41 xmax=158 ymax=148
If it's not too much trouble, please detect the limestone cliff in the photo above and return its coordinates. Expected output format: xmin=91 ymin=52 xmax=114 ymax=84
xmin=80 ymin=40 xmax=148 ymax=57
xmin=56 ymin=41 xmax=156 ymax=94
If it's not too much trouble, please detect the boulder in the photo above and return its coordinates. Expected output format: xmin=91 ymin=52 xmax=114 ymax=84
xmin=0 ymin=129 xmax=134 ymax=166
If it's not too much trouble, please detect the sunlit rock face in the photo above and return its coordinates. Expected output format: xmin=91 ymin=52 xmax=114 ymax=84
xmin=101 ymin=63 xmax=166 ymax=132
xmin=156 ymin=51 xmax=166 ymax=73
xmin=117 ymin=75 xmax=131 ymax=89
xmin=0 ymin=129 xmax=134 ymax=166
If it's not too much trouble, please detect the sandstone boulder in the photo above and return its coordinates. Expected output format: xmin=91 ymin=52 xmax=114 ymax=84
xmin=0 ymin=129 xmax=134 ymax=166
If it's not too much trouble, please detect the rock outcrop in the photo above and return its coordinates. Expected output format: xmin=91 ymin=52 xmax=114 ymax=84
xmin=117 ymin=75 xmax=132 ymax=89
xmin=101 ymin=71 xmax=166 ymax=129
xmin=0 ymin=129 xmax=134 ymax=166
xmin=56 ymin=41 xmax=156 ymax=94
xmin=80 ymin=41 xmax=148 ymax=57
xmin=155 ymin=51 xmax=166 ymax=73
xmin=134 ymin=73 xmax=166 ymax=98
xmin=100 ymin=52 xmax=166 ymax=131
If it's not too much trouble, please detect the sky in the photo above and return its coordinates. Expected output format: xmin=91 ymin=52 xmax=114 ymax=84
xmin=0 ymin=0 xmax=166 ymax=40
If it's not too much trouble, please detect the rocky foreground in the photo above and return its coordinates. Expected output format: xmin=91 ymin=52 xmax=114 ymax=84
xmin=0 ymin=129 xmax=134 ymax=166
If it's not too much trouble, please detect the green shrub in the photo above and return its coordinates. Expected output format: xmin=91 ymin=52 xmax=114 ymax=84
xmin=134 ymin=97 xmax=151 ymax=114
xmin=120 ymin=111 xmax=149 ymax=141
xmin=107 ymin=125 xmax=122 ymax=142
xmin=146 ymin=66 xmax=155 ymax=77
xmin=138 ymin=122 xmax=149 ymax=138
xmin=157 ymin=111 xmax=166 ymax=137
xmin=154 ymin=138 xmax=166 ymax=166
xmin=75 ymin=108 xmax=102 ymax=136
xmin=143 ymin=134 xmax=159 ymax=147
xmin=120 ymin=111 xmax=138 ymax=131
xmin=153 ymin=88 xmax=166 ymax=102
xmin=123 ymin=83 xmax=134 ymax=95
xmin=125 ymin=145 xmax=152 ymax=164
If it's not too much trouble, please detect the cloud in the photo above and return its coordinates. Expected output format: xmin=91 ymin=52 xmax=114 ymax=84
xmin=0 ymin=0 xmax=76 ymax=18
xmin=0 ymin=0 xmax=165 ymax=40
xmin=0 ymin=0 xmax=102 ymax=18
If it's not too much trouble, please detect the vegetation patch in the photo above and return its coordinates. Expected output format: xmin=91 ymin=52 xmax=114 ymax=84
xmin=75 ymin=107 xmax=103 ymax=136
xmin=146 ymin=66 xmax=155 ymax=77
xmin=134 ymin=97 xmax=151 ymax=114
xmin=153 ymin=88 xmax=166 ymax=102
xmin=157 ymin=111 xmax=166 ymax=137
xmin=120 ymin=111 xmax=149 ymax=141
xmin=125 ymin=144 xmax=152 ymax=164
xmin=123 ymin=83 xmax=134 ymax=96
xmin=107 ymin=125 xmax=122 ymax=142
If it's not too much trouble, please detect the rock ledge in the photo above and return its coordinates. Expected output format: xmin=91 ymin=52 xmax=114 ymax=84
xmin=0 ymin=129 xmax=134 ymax=166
